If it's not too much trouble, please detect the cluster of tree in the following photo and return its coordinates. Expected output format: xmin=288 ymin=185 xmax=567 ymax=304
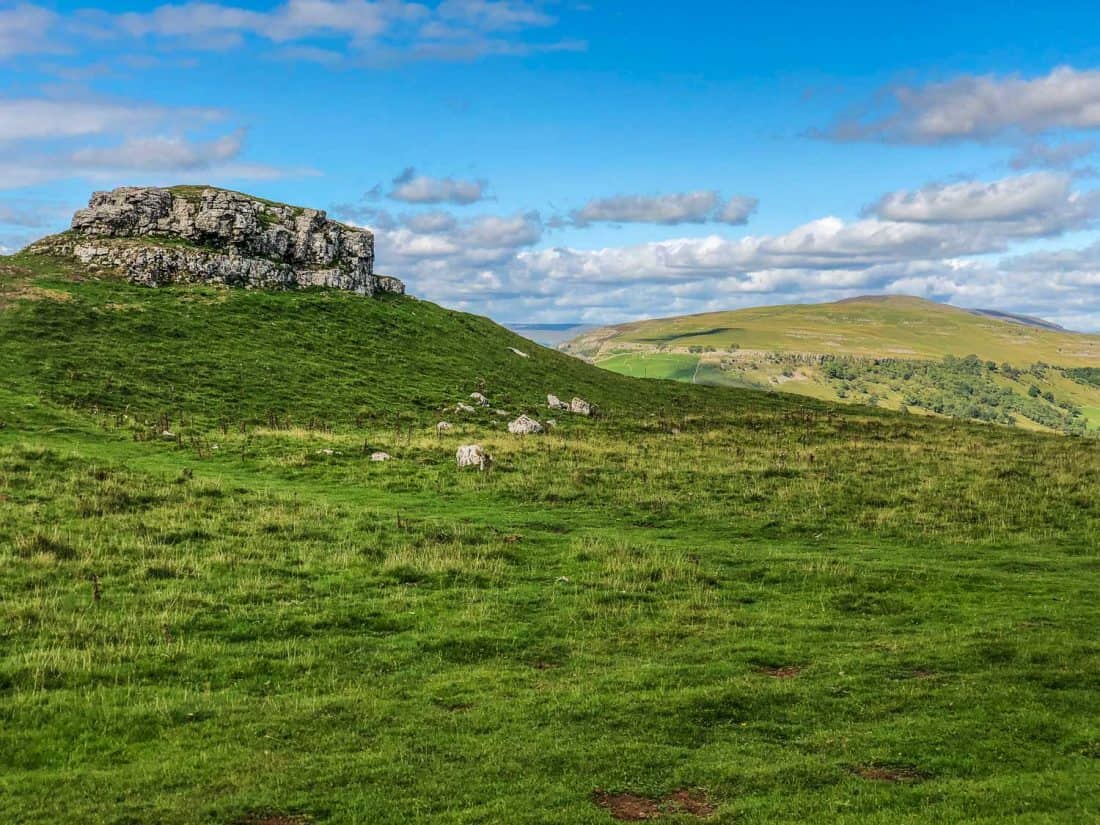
xmin=1067 ymin=367 xmax=1100 ymax=388
xmin=821 ymin=354 xmax=1087 ymax=433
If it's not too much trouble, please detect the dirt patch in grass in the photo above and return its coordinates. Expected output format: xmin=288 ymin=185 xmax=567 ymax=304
xmin=756 ymin=665 xmax=802 ymax=679
xmin=852 ymin=764 xmax=927 ymax=783
xmin=0 ymin=283 xmax=73 ymax=310
xmin=592 ymin=788 xmax=714 ymax=820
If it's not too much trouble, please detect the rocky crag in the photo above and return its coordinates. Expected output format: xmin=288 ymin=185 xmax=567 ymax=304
xmin=28 ymin=186 xmax=404 ymax=295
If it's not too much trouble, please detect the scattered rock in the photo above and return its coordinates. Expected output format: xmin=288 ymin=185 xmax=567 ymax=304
xmin=508 ymin=414 xmax=544 ymax=435
xmin=456 ymin=444 xmax=492 ymax=470
xmin=570 ymin=397 xmax=592 ymax=416
xmin=436 ymin=421 xmax=453 ymax=433
xmin=545 ymin=419 xmax=556 ymax=428
xmin=455 ymin=402 xmax=476 ymax=413
xmin=317 ymin=448 xmax=334 ymax=456
xmin=547 ymin=393 xmax=567 ymax=410
xmin=29 ymin=186 xmax=404 ymax=296
xmin=509 ymin=347 xmax=529 ymax=358
xmin=370 ymin=452 xmax=391 ymax=462
xmin=470 ymin=392 xmax=489 ymax=406
xmin=159 ymin=430 xmax=176 ymax=441
xmin=494 ymin=409 xmax=509 ymax=416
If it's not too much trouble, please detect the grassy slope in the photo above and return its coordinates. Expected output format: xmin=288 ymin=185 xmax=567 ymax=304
xmin=570 ymin=296 xmax=1100 ymax=432
xmin=2 ymin=255 xmax=1100 ymax=824
xmin=572 ymin=295 xmax=1100 ymax=364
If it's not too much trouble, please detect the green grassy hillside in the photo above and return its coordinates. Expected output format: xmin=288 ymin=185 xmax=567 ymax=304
xmin=567 ymin=295 xmax=1100 ymax=433
xmin=2 ymin=251 xmax=1100 ymax=824
xmin=570 ymin=295 xmax=1100 ymax=363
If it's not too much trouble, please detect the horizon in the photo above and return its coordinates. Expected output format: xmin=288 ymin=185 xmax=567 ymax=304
xmin=6 ymin=2 xmax=1100 ymax=330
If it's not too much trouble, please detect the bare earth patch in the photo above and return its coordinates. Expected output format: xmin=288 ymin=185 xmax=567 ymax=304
xmin=0 ymin=284 xmax=72 ymax=310
xmin=852 ymin=764 xmax=927 ymax=783
xmin=235 ymin=815 xmax=310 ymax=825
xmin=592 ymin=788 xmax=715 ymax=820
xmin=756 ymin=665 xmax=802 ymax=679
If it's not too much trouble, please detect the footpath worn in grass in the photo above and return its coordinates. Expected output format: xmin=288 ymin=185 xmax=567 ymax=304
xmin=2 ymin=257 xmax=1100 ymax=823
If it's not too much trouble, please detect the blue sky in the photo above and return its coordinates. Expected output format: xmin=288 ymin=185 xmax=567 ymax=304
xmin=6 ymin=1 xmax=1100 ymax=329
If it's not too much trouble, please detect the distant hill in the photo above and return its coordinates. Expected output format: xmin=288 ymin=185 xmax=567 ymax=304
xmin=564 ymin=295 xmax=1100 ymax=433
xmin=506 ymin=322 xmax=599 ymax=347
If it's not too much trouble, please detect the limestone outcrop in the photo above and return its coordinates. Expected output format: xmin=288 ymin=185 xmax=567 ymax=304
xmin=28 ymin=186 xmax=404 ymax=296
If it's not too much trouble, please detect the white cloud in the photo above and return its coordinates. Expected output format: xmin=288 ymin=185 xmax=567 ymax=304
xmin=388 ymin=167 xmax=487 ymax=204
xmin=0 ymin=3 xmax=57 ymax=58
xmin=568 ymin=190 xmax=758 ymax=226
xmin=572 ymin=191 xmax=718 ymax=226
xmin=402 ymin=210 xmax=458 ymax=233
xmin=866 ymin=172 xmax=1092 ymax=230
xmin=717 ymin=195 xmax=758 ymax=225
xmin=350 ymin=172 xmax=1100 ymax=327
xmin=0 ymin=98 xmax=220 ymax=144
xmin=69 ymin=131 xmax=245 ymax=171
xmin=0 ymin=127 xmax=301 ymax=191
xmin=1009 ymin=139 xmax=1097 ymax=171
xmin=821 ymin=66 xmax=1100 ymax=144
xmin=68 ymin=0 xmax=577 ymax=64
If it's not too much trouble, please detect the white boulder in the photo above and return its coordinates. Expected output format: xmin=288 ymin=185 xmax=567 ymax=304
xmin=570 ymin=397 xmax=592 ymax=416
xmin=456 ymin=444 xmax=492 ymax=470
xmin=370 ymin=452 xmax=391 ymax=462
xmin=508 ymin=414 xmax=543 ymax=435
xmin=470 ymin=392 xmax=489 ymax=406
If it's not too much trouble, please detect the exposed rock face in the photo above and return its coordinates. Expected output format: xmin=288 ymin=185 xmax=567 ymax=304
xmin=30 ymin=186 xmax=404 ymax=296
xmin=547 ymin=394 xmax=567 ymax=410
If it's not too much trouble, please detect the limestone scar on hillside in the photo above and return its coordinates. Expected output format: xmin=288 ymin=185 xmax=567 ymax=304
xmin=28 ymin=186 xmax=404 ymax=296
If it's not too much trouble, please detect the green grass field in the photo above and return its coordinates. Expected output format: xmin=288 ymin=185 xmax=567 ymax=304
xmin=3 ymin=254 xmax=1100 ymax=823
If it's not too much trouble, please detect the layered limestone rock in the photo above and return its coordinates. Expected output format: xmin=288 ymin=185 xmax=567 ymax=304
xmin=29 ymin=186 xmax=404 ymax=295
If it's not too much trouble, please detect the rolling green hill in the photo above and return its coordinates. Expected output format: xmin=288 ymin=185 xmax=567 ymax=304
xmin=3 ymin=230 xmax=1100 ymax=823
xmin=566 ymin=295 xmax=1100 ymax=433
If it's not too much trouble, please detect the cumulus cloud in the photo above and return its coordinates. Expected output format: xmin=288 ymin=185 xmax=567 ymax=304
xmin=388 ymin=167 xmax=487 ymax=204
xmin=568 ymin=190 xmax=758 ymax=227
xmin=864 ymin=172 xmax=1095 ymax=234
xmin=347 ymin=171 xmax=1100 ymax=327
xmin=819 ymin=66 xmax=1100 ymax=144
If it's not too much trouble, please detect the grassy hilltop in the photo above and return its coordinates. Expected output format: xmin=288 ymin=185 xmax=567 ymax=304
xmin=567 ymin=295 xmax=1100 ymax=434
xmin=2 ymin=246 xmax=1100 ymax=823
